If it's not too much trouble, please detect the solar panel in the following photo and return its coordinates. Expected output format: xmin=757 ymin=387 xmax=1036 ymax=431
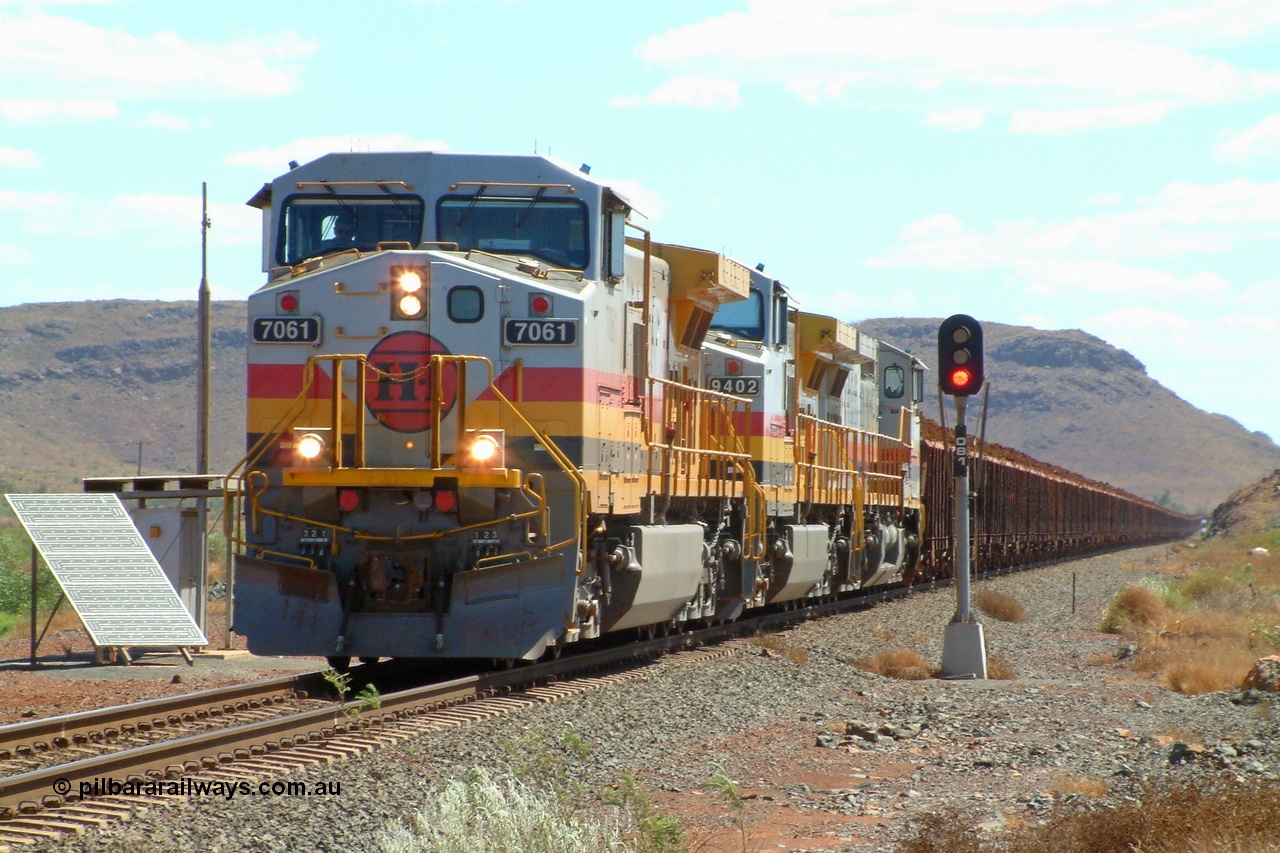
xmin=4 ymin=494 xmax=208 ymax=648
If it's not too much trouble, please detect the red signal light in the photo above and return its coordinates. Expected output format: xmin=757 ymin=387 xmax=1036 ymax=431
xmin=950 ymin=367 xmax=972 ymax=389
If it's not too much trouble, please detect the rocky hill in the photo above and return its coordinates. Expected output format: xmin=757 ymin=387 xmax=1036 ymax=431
xmin=0 ymin=300 xmax=248 ymax=495
xmin=858 ymin=318 xmax=1280 ymax=513
xmin=0 ymin=302 xmax=1274 ymax=514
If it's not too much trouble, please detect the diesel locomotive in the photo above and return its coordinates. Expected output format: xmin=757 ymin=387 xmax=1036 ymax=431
xmin=229 ymin=151 xmax=928 ymax=667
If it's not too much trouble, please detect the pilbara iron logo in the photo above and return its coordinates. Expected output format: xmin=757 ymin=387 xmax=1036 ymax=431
xmin=365 ymin=331 xmax=458 ymax=432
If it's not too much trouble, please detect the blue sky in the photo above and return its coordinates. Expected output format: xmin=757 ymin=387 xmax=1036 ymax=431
xmin=1 ymin=0 xmax=1277 ymax=443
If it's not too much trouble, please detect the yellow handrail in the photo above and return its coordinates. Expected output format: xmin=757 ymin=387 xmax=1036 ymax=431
xmin=224 ymin=352 xmax=586 ymax=573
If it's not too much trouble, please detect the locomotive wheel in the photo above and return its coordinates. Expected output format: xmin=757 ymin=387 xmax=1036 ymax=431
xmin=326 ymin=656 xmax=351 ymax=671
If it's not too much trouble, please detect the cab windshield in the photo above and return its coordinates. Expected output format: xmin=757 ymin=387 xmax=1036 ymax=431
xmin=709 ymin=288 xmax=765 ymax=341
xmin=436 ymin=196 xmax=588 ymax=270
xmin=277 ymin=195 xmax=424 ymax=265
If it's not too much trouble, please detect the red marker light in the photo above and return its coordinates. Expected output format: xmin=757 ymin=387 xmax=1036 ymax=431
xmin=338 ymin=489 xmax=363 ymax=512
xmin=951 ymin=368 xmax=972 ymax=388
xmin=433 ymin=490 xmax=458 ymax=513
xmin=530 ymin=295 xmax=551 ymax=315
xmin=278 ymin=292 xmax=299 ymax=313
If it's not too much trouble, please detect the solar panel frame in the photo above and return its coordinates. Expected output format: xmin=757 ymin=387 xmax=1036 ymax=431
xmin=5 ymin=494 xmax=209 ymax=648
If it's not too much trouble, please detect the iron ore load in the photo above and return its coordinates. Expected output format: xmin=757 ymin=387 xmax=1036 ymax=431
xmin=228 ymin=151 xmax=1192 ymax=668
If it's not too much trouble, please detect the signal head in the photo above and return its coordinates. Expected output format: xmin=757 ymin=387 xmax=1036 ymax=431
xmin=938 ymin=314 xmax=984 ymax=396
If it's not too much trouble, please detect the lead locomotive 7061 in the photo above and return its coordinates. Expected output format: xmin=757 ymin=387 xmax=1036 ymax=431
xmin=232 ymin=149 xmax=1198 ymax=666
xmin=229 ymin=151 xmax=930 ymax=667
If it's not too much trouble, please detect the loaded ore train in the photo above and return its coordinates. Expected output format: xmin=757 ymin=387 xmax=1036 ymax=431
xmin=227 ymin=151 xmax=1196 ymax=668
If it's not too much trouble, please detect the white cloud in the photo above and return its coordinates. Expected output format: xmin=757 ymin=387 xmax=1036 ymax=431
xmin=1084 ymin=302 xmax=1280 ymax=439
xmin=0 ymin=245 xmax=34 ymax=264
xmin=872 ymin=178 xmax=1280 ymax=272
xmin=923 ymin=108 xmax=985 ymax=131
xmin=142 ymin=111 xmax=194 ymax=132
xmin=1214 ymin=114 xmax=1280 ymax=160
xmin=225 ymin=134 xmax=451 ymax=173
xmin=0 ymin=12 xmax=316 ymax=100
xmin=900 ymin=213 xmax=966 ymax=240
xmin=610 ymin=77 xmax=741 ymax=110
xmin=628 ymin=2 xmax=1280 ymax=128
xmin=1008 ymin=102 xmax=1174 ymax=135
xmin=88 ymin=193 xmax=259 ymax=245
xmin=0 ymin=146 xmax=40 ymax=168
xmin=1027 ymin=260 xmax=1231 ymax=299
xmin=0 ymin=188 xmax=72 ymax=214
xmin=0 ymin=188 xmax=258 ymax=245
xmin=1239 ymin=277 xmax=1280 ymax=303
xmin=865 ymin=178 xmax=1280 ymax=330
xmin=1146 ymin=178 xmax=1280 ymax=226
xmin=0 ymin=98 xmax=117 ymax=123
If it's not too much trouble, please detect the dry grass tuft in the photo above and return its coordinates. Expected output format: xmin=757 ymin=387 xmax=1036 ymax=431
xmin=1100 ymin=584 xmax=1168 ymax=634
xmin=901 ymin=779 xmax=1280 ymax=853
xmin=749 ymin=633 xmax=809 ymax=664
xmin=854 ymin=648 xmax=934 ymax=680
xmin=1049 ymin=774 xmax=1110 ymax=799
xmin=974 ymin=588 xmax=1027 ymax=622
xmin=1161 ymin=642 xmax=1259 ymax=695
xmin=985 ymin=655 xmax=1016 ymax=680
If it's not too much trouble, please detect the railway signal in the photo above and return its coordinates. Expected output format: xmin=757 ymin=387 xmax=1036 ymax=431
xmin=938 ymin=314 xmax=984 ymax=396
xmin=939 ymin=314 xmax=988 ymax=678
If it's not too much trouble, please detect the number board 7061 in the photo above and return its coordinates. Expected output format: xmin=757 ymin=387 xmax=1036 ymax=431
xmin=503 ymin=318 xmax=578 ymax=346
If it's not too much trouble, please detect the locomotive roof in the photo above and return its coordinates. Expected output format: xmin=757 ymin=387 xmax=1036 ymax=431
xmin=245 ymin=150 xmax=628 ymax=210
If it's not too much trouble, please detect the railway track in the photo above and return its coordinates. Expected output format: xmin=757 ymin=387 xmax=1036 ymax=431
xmin=0 ymin=670 xmax=332 ymax=774
xmin=0 ymin=541 xmax=1167 ymax=848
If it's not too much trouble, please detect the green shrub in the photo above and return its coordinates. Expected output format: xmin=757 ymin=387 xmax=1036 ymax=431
xmin=0 ymin=526 xmax=62 ymax=615
xmin=378 ymin=767 xmax=628 ymax=853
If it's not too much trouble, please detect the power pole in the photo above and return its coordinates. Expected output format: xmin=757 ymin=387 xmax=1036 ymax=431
xmin=196 ymin=183 xmax=212 ymax=635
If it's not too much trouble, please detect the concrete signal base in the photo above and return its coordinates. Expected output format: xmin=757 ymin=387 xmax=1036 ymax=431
xmin=941 ymin=620 xmax=988 ymax=679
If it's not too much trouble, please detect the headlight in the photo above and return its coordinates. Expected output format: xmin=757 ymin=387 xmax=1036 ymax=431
xmin=464 ymin=430 xmax=505 ymax=469
xmin=470 ymin=435 xmax=500 ymax=463
xmin=398 ymin=293 xmax=424 ymax=317
xmin=391 ymin=265 xmax=429 ymax=320
xmin=399 ymin=270 xmax=424 ymax=293
xmin=295 ymin=432 xmax=327 ymax=462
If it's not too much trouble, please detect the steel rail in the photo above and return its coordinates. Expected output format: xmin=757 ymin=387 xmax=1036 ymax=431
xmin=0 ymin=670 xmax=329 ymax=760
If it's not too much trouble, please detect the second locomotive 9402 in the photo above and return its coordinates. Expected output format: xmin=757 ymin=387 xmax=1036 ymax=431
xmin=230 ymin=151 xmax=926 ymax=668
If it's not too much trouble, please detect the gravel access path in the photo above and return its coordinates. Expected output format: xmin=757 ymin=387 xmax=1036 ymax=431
xmin=24 ymin=542 xmax=1278 ymax=853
